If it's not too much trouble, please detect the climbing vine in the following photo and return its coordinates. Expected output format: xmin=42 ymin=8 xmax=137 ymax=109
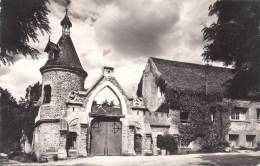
xmin=155 ymin=76 xmax=233 ymax=152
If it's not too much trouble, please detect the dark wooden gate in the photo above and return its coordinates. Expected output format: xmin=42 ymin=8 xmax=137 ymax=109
xmin=91 ymin=118 xmax=122 ymax=156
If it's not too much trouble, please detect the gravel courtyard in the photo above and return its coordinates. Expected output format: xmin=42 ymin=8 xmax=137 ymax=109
xmin=4 ymin=152 xmax=260 ymax=166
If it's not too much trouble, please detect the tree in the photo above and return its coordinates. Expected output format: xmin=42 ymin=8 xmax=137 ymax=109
xmin=19 ymin=82 xmax=42 ymax=143
xmin=202 ymin=0 xmax=260 ymax=99
xmin=0 ymin=0 xmax=50 ymax=65
xmin=102 ymin=99 xmax=109 ymax=107
xmin=0 ymin=82 xmax=41 ymax=152
xmin=109 ymin=100 xmax=115 ymax=107
xmin=0 ymin=87 xmax=21 ymax=152
xmin=157 ymin=134 xmax=178 ymax=154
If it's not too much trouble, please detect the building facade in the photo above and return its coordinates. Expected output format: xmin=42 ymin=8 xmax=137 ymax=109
xmin=139 ymin=57 xmax=260 ymax=149
xmin=32 ymin=10 xmax=260 ymax=161
xmin=32 ymin=11 xmax=178 ymax=160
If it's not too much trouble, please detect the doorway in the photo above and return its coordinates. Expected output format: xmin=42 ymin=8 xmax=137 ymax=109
xmin=91 ymin=118 xmax=122 ymax=155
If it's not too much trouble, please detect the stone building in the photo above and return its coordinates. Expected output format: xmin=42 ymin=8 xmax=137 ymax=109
xmin=138 ymin=57 xmax=260 ymax=149
xmin=32 ymin=11 xmax=178 ymax=160
xmin=32 ymin=10 xmax=260 ymax=161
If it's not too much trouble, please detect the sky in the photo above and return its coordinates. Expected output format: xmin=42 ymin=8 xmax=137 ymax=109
xmin=0 ymin=0 xmax=217 ymax=99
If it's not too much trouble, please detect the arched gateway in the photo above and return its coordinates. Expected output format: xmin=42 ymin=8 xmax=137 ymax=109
xmin=32 ymin=10 xmax=179 ymax=161
xmin=85 ymin=67 xmax=128 ymax=156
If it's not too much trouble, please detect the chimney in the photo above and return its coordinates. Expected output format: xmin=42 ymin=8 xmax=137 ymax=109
xmin=103 ymin=66 xmax=114 ymax=77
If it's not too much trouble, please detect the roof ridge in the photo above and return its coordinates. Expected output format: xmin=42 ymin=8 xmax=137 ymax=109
xmin=147 ymin=56 xmax=235 ymax=95
xmin=150 ymin=57 xmax=233 ymax=71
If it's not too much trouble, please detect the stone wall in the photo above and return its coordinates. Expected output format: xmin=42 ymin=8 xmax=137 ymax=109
xmin=40 ymin=70 xmax=85 ymax=119
xmin=127 ymin=126 xmax=135 ymax=155
xmin=36 ymin=122 xmax=60 ymax=159
xmin=144 ymin=112 xmax=171 ymax=126
xmin=121 ymin=122 xmax=129 ymax=155
xmin=142 ymin=134 xmax=153 ymax=155
xmin=78 ymin=124 xmax=88 ymax=156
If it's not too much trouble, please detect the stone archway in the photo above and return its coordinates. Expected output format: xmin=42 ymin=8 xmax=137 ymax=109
xmin=86 ymin=81 xmax=128 ymax=156
xmin=85 ymin=81 xmax=128 ymax=120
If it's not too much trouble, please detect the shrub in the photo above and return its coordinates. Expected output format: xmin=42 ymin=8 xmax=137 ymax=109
xmin=157 ymin=134 xmax=178 ymax=154
xmin=8 ymin=152 xmax=37 ymax=163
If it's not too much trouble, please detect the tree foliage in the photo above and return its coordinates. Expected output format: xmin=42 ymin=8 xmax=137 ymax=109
xmin=157 ymin=134 xmax=178 ymax=153
xmin=202 ymin=0 xmax=260 ymax=99
xmin=0 ymin=0 xmax=50 ymax=65
xmin=0 ymin=82 xmax=41 ymax=152
xmin=0 ymin=87 xmax=21 ymax=152
xmin=19 ymin=82 xmax=42 ymax=142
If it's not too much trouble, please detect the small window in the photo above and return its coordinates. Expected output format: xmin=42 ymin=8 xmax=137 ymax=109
xmin=180 ymin=112 xmax=189 ymax=123
xmin=246 ymin=135 xmax=256 ymax=147
xmin=211 ymin=111 xmax=216 ymax=122
xmin=229 ymin=134 xmax=239 ymax=147
xmin=257 ymin=109 xmax=260 ymax=121
xmin=231 ymin=111 xmax=240 ymax=120
xmin=231 ymin=107 xmax=247 ymax=120
xmin=43 ymin=85 xmax=51 ymax=104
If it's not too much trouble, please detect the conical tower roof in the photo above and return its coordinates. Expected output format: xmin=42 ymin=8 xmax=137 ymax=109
xmin=40 ymin=10 xmax=87 ymax=77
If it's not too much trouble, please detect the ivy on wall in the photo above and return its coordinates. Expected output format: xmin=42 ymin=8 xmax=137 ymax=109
xmin=155 ymin=76 xmax=232 ymax=152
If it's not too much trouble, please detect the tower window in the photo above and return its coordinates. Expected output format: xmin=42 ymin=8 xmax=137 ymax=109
xmin=43 ymin=85 xmax=51 ymax=104
xmin=180 ymin=111 xmax=189 ymax=123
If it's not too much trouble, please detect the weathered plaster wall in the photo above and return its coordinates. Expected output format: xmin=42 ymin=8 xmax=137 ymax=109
xmin=142 ymin=60 xmax=165 ymax=112
xmin=228 ymin=100 xmax=260 ymax=147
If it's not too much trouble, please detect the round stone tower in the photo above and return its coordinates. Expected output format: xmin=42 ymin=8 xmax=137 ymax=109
xmin=33 ymin=9 xmax=87 ymax=160
xmin=39 ymin=9 xmax=87 ymax=119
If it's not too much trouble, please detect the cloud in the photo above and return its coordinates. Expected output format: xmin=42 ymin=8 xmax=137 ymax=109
xmin=0 ymin=0 xmax=217 ymax=99
xmin=0 ymin=58 xmax=46 ymax=98
xmin=0 ymin=66 xmax=11 ymax=76
xmin=52 ymin=0 xmax=71 ymax=7
xmin=95 ymin=0 xmax=181 ymax=57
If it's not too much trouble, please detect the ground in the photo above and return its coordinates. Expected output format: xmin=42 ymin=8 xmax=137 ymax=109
xmin=3 ymin=152 xmax=260 ymax=166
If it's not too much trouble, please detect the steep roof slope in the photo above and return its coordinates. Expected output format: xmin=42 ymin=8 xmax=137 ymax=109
xmin=40 ymin=9 xmax=87 ymax=77
xmin=150 ymin=57 xmax=234 ymax=95
xmin=40 ymin=36 xmax=87 ymax=76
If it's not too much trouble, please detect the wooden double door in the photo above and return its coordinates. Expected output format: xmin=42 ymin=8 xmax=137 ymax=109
xmin=91 ymin=118 xmax=122 ymax=156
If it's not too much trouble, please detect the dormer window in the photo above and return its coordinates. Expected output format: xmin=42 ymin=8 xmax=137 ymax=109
xmin=43 ymin=85 xmax=51 ymax=104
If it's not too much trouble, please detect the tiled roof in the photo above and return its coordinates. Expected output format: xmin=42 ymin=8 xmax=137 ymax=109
xmin=40 ymin=36 xmax=87 ymax=77
xmin=150 ymin=57 xmax=234 ymax=95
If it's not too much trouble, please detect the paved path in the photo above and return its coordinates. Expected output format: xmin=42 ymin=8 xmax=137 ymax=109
xmin=4 ymin=151 xmax=260 ymax=166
